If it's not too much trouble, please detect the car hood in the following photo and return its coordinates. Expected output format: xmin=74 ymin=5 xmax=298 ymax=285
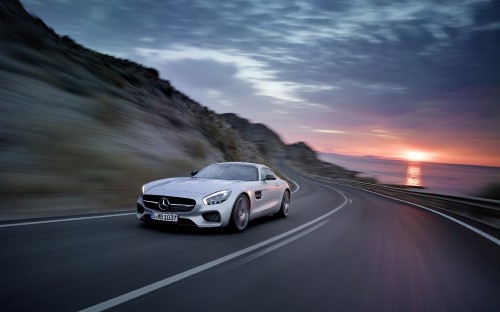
xmin=144 ymin=177 xmax=241 ymax=197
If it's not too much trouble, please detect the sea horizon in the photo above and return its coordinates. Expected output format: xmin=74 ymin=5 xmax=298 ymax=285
xmin=319 ymin=152 xmax=500 ymax=170
xmin=319 ymin=152 xmax=500 ymax=197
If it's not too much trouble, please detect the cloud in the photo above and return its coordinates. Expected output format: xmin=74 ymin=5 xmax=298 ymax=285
xmin=139 ymin=37 xmax=155 ymax=42
xmin=24 ymin=0 xmax=44 ymax=5
xmin=135 ymin=46 xmax=288 ymax=99
xmin=314 ymin=129 xmax=397 ymax=139
xmin=314 ymin=129 xmax=346 ymax=134
xmin=135 ymin=45 xmax=336 ymax=106
xmin=20 ymin=0 xmax=500 ymax=165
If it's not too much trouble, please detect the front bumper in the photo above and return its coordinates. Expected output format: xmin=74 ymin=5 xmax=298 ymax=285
xmin=136 ymin=196 xmax=233 ymax=228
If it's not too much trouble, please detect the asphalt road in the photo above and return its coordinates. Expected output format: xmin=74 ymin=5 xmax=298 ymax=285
xmin=1 ymin=161 xmax=499 ymax=311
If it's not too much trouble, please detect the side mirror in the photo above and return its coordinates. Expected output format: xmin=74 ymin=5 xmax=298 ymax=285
xmin=264 ymin=174 xmax=276 ymax=181
xmin=191 ymin=170 xmax=199 ymax=177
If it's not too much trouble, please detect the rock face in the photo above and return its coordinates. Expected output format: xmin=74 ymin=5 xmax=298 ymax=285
xmin=286 ymin=142 xmax=359 ymax=180
xmin=219 ymin=113 xmax=285 ymax=159
xmin=285 ymin=142 xmax=318 ymax=163
xmin=0 ymin=0 xmax=265 ymax=217
xmin=0 ymin=0 xmax=359 ymax=219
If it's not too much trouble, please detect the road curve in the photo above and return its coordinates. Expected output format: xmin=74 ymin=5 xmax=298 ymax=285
xmin=0 ymin=160 xmax=499 ymax=311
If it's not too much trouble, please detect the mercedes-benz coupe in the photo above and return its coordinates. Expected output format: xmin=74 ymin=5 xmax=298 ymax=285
xmin=137 ymin=162 xmax=291 ymax=232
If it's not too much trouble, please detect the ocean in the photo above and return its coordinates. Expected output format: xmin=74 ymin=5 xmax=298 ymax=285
xmin=319 ymin=153 xmax=500 ymax=197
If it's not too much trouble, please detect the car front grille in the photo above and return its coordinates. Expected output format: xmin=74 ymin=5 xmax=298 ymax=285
xmin=142 ymin=195 xmax=196 ymax=212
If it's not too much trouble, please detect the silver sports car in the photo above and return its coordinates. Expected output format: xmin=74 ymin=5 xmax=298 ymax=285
xmin=137 ymin=162 xmax=291 ymax=232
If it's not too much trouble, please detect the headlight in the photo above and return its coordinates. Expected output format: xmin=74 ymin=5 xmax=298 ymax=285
xmin=203 ymin=190 xmax=232 ymax=205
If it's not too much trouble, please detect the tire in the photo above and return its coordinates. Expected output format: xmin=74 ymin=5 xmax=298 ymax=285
xmin=276 ymin=190 xmax=290 ymax=218
xmin=229 ymin=194 xmax=250 ymax=232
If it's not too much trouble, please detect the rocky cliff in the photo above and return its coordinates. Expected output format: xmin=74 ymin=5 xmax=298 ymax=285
xmin=0 ymin=0 xmax=267 ymax=218
xmin=219 ymin=113 xmax=285 ymax=159
xmin=0 ymin=0 xmax=357 ymax=219
xmin=285 ymin=142 xmax=359 ymax=180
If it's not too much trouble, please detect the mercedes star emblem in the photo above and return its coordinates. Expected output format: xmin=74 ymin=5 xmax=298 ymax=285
xmin=159 ymin=197 xmax=170 ymax=211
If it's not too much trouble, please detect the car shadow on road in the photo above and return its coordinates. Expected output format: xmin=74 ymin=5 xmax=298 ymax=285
xmin=247 ymin=215 xmax=282 ymax=228
xmin=137 ymin=215 xmax=283 ymax=235
xmin=138 ymin=221 xmax=230 ymax=235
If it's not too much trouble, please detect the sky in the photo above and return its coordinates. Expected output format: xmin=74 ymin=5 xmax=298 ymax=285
xmin=21 ymin=0 xmax=500 ymax=166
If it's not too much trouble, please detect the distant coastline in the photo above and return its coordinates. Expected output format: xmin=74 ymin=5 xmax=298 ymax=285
xmin=319 ymin=153 xmax=500 ymax=197
xmin=319 ymin=152 xmax=500 ymax=170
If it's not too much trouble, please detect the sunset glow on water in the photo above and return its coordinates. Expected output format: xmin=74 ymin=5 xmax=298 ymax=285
xmin=406 ymin=163 xmax=423 ymax=187
xmin=320 ymin=153 xmax=500 ymax=196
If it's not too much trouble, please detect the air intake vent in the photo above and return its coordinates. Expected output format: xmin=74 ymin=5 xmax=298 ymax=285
xmin=202 ymin=212 xmax=221 ymax=223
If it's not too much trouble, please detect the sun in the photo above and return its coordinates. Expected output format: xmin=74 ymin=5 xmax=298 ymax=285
xmin=405 ymin=151 xmax=426 ymax=162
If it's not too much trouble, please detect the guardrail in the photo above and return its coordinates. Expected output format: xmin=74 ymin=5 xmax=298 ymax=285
xmin=304 ymin=172 xmax=500 ymax=230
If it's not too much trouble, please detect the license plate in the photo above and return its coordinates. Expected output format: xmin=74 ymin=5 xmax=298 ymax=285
xmin=151 ymin=212 xmax=178 ymax=223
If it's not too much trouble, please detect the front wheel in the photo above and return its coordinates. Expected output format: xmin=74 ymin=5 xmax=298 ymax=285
xmin=229 ymin=194 xmax=250 ymax=232
xmin=276 ymin=190 xmax=290 ymax=218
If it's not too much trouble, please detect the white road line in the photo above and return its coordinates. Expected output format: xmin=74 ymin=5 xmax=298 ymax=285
xmin=281 ymin=172 xmax=300 ymax=194
xmin=246 ymin=219 xmax=329 ymax=261
xmin=338 ymin=184 xmax=500 ymax=246
xmin=79 ymin=184 xmax=347 ymax=312
xmin=225 ymin=220 xmax=329 ymax=270
xmin=0 ymin=212 xmax=136 ymax=228
xmin=291 ymin=177 xmax=300 ymax=193
xmin=274 ymin=159 xmax=300 ymax=194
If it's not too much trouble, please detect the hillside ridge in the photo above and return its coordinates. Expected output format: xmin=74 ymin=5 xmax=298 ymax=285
xmin=0 ymin=0 xmax=357 ymax=219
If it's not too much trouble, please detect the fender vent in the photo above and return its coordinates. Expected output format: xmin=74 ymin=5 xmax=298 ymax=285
xmin=255 ymin=191 xmax=262 ymax=200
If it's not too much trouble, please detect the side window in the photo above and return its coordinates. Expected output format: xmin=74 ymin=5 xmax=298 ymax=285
xmin=261 ymin=168 xmax=276 ymax=181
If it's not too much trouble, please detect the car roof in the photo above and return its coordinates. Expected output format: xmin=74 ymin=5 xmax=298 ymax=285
xmin=214 ymin=162 xmax=265 ymax=168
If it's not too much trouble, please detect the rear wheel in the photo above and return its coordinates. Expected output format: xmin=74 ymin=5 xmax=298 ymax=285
xmin=229 ymin=194 xmax=250 ymax=232
xmin=276 ymin=190 xmax=290 ymax=218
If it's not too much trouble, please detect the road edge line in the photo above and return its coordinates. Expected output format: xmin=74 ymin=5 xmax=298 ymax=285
xmin=0 ymin=212 xmax=136 ymax=228
xmin=336 ymin=183 xmax=500 ymax=246
xmin=79 ymin=184 xmax=346 ymax=312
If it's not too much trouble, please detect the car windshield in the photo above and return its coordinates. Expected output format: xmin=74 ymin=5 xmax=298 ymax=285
xmin=195 ymin=164 xmax=259 ymax=181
